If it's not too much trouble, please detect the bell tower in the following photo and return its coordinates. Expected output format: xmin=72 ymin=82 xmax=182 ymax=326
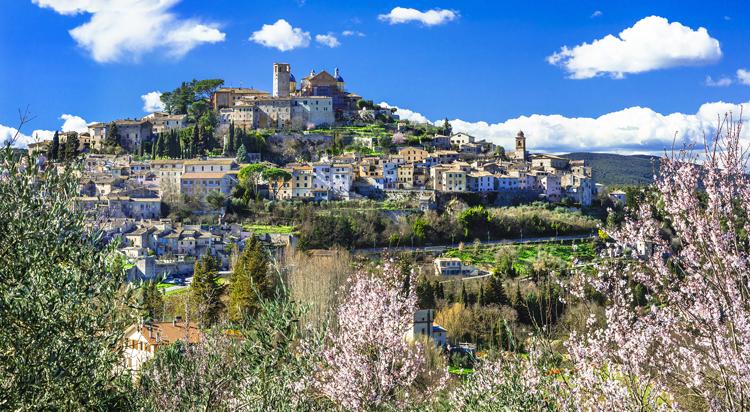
xmin=515 ymin=130 xmax=527 ymax=161
xmin=273 ymin=63 xmax=291 ymax=97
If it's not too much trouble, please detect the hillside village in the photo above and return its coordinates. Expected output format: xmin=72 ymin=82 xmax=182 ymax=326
xmin=7 ymin=3 xmax=745 ymax=410
xmin=22 ymin=63 xmax=600 ymax=283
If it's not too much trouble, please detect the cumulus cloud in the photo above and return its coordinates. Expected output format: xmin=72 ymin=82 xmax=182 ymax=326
xmin=738 ymin=69 xmax=750 ymax=86
xmin=250 ymin=19 xmax=310 ymax=51
xmin=379 ymin=102 xmax=430 ymax=124
xmin=383 ymin=101 xmax=750 ymax=154
xmin=141 ymin=91 xmax=166 ymax=112
xmin=378 ymin=7 xmax=458 ymax=26
xmin=1 ymin=114 xmax=94 ymax=148
xmin=60 ymin=114 xmax=90 ymax=133
xmin=0 ymin=124 xmax=53 ymax=148
xmin=315 ymin=33 xmax=340 ymax=48
xmin=32 ymin=0 xmax=225 ymax=63
xmin=548 ymin=16 xmax=722 ymax=79
xmin=591 ymin=10 xmax=603 ymax=18
xmin=705 ymin=75 xmax=732 ymax=87
xmin=342 ymin=30 xmax=365 ymax=37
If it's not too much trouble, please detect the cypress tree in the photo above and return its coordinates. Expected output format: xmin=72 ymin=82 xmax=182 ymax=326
xmin=155 ymin=133 xmax=166 ymax=158
xmin=484 ymin=275 xmax=509 ymax=306
xmin=49 ymin=131 xmax=60 ymax=160
xmin=151 ymin=137 xmax=158 ymax=159
xmin=228 ymin=122 xmax=235 ymax=155
xmin=236 ymin=144 xmax=247 ymax=163
xmin=190 ymin=124 xmax=199 ymax=158
xmin=191 ymin=253 xmax=224 ymax=327
xmin=141 ymin=280 xmax=164 ymax=321
xmin=228 ymin=237 xmax=274 ymax=321
xmin=64 ymin=133 xmax=79 ymax=160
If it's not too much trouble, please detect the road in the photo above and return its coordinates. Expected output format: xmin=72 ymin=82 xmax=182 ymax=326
xmin=353 ymin=234 xmax=596 ymax=255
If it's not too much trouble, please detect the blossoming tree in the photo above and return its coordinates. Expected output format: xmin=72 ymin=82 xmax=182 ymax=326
xmin=306 ymin=261 xmax=446 ymax=411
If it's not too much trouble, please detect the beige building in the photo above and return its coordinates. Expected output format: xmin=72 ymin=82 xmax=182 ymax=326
xmin=144 ymin=112 xmax=187 ymax=135
xmin=180 ymin=171 xmax=238 ymax=198
xmin=88 ymin=120 xmax=153 ymax=151
xmin=276 ymin=165 xmax=314 ymax=199
xmin=398 ymin=147 xmax=429 ymax=163
xmin=220 ymin=96 xmax=334 ymax=130
xmin=211 ymin=87 xmax=270 ymax=110
xmin=122 ymin=320 xmax=201 ymax=373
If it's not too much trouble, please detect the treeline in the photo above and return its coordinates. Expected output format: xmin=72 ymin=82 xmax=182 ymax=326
xmin=296 ymin=203 xmax=598 ymax=250
xmin=145 ymin=123 xmax=268 ymax=160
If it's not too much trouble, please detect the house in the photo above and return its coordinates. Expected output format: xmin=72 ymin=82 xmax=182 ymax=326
xmin=609 ymin=190 xmax=627 ymax=203
xmin=450 ymin=132 xmax=475 ymax=148
xmin=405 ymin=309 xmax=448 ymax=348
xmin=122 ymin=319 xmax=202 ymax=373
xmin=180 ymin=171 xmax=238 ymax=197
xmin=434 ymin=257 xmax=476 ymax=276
xmin=398 ymin=147 xmax=429 ymax=163
xmin=143 ymin=112 xmax=187 ymax=135
xmin=467 ymin=171 xmax=494 ymax=192
xmin=275 ymin=165 xmax=314 ymax=200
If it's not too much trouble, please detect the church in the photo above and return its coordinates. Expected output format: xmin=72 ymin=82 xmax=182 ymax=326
xmin=273 ymin=63 xmax=361 ymax=119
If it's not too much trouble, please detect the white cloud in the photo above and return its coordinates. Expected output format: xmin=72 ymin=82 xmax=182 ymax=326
xmin=250 ymin=19 xmax=310 ymax=51
xmin=1 ymin=114 xmax=94 ymax=148
xmin=60 ymin=114 xmax=90 ymax=133
xmin=315 ymin=33 xmax=340 ymax=48
xmin=591 ymin=10 xmax=603 ymax=18
xmin=379 ymin=102 xmax=431 ymax=124
xmin=383 ymin=101 xmax=750 ymax=154
xmin=378 ymin=7 xmax=458 ymax=26
xmin=141 ymin=91 xmax=166 ymax=113
xmin=547 ymin=16 xmax=722 ymax=79
xmin=737 ymin=69 xmax=750 ymax=86
xmin=705 ymin=75 xmax=732 ymax=87
xmin=0 ymin=124 xmax=53 ymax=148
xmin=32 ymin=0 xmax=225 ymax=63
xmin=342 ymin=30 xmax=365 ymax=37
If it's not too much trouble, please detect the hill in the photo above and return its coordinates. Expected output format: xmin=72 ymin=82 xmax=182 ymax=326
xmin=561 ymin=152 xmax=660 ymax=186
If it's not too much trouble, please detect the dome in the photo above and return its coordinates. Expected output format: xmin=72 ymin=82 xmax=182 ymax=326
xmin=517 ymin=130 xmax=525 ymax=138
xmin=334 ymin=67 xmax=344 ymax=82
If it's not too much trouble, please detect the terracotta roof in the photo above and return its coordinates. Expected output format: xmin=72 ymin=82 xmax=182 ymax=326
xmin=184 ymin=158 xmax=235 ymax=166
xmin=181 ymin=172 xmax=233 ymax=179
xmin=130 ymin=321 xmax=202 ymax=346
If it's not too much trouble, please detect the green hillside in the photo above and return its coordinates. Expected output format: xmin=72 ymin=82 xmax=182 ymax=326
xmin=561 ymin=152 xmax=660 ymax=186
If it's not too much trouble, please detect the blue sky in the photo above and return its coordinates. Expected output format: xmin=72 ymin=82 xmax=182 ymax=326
xmin=1 ymin=0 xmax=749 ymax=153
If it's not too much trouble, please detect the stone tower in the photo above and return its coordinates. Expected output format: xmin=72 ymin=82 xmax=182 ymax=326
xmin=515 ymin=130 xmax=527 ymax=161
xmin=273 ymin=63 xmax=291 ymax=97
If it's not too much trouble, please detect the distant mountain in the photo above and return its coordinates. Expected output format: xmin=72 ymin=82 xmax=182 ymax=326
xmin=561 ymin=152 xmax=660 ymax=186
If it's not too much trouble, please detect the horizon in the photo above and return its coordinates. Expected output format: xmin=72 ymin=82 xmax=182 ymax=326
xmin=1 ymin=0 xmax=749 ymax=154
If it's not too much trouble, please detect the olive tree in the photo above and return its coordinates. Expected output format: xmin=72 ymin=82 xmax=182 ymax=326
xmin=0 ymin=138 xmax=136 ymax=409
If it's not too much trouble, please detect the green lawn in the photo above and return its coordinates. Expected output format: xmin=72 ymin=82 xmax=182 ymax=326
xmin=448 ymin=366 xmax=474 ymax=376
xmin=243 ymin=224 xmax=296 ymax=235
xmin=163 ymin=286 xmax=189 ymax=297
xmin=442 ymin=241 xmax=597 ymax=271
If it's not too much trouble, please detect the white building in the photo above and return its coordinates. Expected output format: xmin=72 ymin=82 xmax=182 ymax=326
xmin=406 ymin=309 xmax=448 ymax=348
xmin=496 ymin=175 xmax=520 ymax=191
xmin=540 ymin=174 xmax=562 ymax=202
xmin=312 ymin=163 xmax=353 ymax=199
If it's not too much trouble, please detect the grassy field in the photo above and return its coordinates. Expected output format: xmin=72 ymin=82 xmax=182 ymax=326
xmin=243 ymin=224 xmax=296 ymax=235
xmin=441 ymin=241 xmax=596 ymax=271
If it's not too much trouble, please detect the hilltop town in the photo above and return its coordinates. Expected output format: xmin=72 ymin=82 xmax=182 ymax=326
xmin=23 ymin=63 xmax=599 ymax=282
xmin=7 ymin=3 xmax=746 ymax=410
